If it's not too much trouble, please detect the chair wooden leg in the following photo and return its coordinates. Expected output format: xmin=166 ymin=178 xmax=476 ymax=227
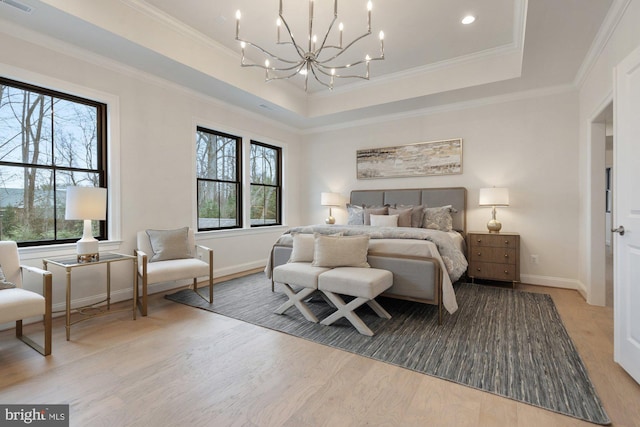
xmin=138 ymin=272 xmax=148 ymax=316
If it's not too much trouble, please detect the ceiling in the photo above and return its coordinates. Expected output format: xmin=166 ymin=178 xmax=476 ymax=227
xmin=0 ymin=0 xmax=614 ymax=130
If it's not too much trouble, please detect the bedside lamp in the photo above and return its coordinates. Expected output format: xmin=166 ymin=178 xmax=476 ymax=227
xmin=479 ymin=187 xmax=509 ymax=233
xmin=65 ymin=186 xmax=107 ymax=262
xmin=320 ymin=192 xmax=341 ymax=224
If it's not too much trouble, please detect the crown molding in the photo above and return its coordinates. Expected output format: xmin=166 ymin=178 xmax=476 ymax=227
xmin=303 ymin=83 xmax=576 ymax=135
xmin=574 ymin=0 xmax=632 ymax=89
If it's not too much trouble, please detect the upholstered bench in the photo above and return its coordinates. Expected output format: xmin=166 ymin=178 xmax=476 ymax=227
xmin=318 ymin=267 xmax=393 ymax=336
xmin=272 ymin=262 xmax=330 ymax=323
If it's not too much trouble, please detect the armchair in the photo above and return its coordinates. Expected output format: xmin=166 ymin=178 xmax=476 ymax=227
xmin=135 ymin=227 xmax=213 ymax=316
xmin=0 ymin=241 xmax=52 ymax=355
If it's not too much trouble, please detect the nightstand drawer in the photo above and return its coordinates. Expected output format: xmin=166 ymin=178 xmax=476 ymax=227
xmin=469 ymin=247 xmax=516 ymax=264
xmin=470 ymin=234 xmax=518 ymax=248
xmin=469 ymin=262 xmax=518 ymax=281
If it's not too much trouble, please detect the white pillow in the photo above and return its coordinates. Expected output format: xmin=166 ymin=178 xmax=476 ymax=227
xmin=370 ymin=214 xmax=399 ymax=227
xmin=312 ymin=233 xmax=370 ymax=268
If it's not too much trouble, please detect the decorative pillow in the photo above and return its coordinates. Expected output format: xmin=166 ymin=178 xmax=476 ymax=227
xmin=422 ymin=205 xmax=457 ymax=232
xmin=363 ymin=206 xmax=388 ymax=225
xmin=370 ymin=214 xmax=399 ymax=227
xmin=312 ymin=233 xmax=370 ymax=268
xmin=0 ymin=265 xmax=16 ymax=290
xmin=388 ymin=207 xmax=413 ymax=227
xmin=346 ymin=203 xmax=365 ymax=225
xmin=397 ymin=205 xmax=427 ymax=228
xmin=146 ymin=227 xmax=191 ymax=263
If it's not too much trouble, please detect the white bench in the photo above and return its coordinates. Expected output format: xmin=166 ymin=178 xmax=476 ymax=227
xmin=272 ymin=263 xmax=393 ymax=336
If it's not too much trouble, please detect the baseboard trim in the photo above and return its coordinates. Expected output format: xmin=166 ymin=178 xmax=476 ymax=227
xmin=520 ymin=274 xmax=582 ymax=290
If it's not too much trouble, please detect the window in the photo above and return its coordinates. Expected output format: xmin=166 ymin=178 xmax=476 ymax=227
xmin=196 ymin=127 xmax=241 ymax=230
xmin=0 ymin=77 xmax=107 ymax=247
xmin=250 ymin=141 xmax=281 ymax=226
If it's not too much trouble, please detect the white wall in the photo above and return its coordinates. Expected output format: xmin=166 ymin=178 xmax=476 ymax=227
xmin=302 ymin=90 xmax=581 ymax=289
xmin=0 ymin=32 xmax=303 ymax=313
xmin=578 ymin=0 xmax=640 ymax=305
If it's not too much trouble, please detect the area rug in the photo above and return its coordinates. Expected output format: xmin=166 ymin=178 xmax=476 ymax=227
xmin=165 ymin=273 xmax=610 ymax=425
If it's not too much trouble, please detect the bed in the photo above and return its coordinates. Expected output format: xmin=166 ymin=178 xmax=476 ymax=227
xmin=266 ymin=187 xmax=468 ymax=323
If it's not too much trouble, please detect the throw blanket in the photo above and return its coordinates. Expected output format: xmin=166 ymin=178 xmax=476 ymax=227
xmin=266 ymin=225 xmax=468 ymax=314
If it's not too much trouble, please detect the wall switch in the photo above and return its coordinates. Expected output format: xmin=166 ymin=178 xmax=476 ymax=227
xmin=531 ymin=254 xmax=539 ymax=264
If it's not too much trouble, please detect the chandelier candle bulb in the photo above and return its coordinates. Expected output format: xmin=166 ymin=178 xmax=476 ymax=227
xmin=235 ymin=10 xmax=240 ymax=39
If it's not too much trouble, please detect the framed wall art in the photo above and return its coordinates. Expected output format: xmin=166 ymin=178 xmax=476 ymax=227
xmin=356 ymin=138 xmax=463 ymax=179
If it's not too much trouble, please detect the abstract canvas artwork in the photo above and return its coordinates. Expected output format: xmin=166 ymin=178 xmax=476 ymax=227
xmin=356 ymin=138 xmax=463 ymax=179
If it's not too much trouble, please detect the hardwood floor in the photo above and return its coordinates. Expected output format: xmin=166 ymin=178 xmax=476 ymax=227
xmin=1 ymin=274 xmax=639 ymax=427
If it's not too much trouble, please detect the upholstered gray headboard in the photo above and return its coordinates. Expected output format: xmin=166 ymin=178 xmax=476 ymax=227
xmin=350 ymin=187 xmax=467 ymax=233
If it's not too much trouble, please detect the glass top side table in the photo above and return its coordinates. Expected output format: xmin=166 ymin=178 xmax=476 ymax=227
xmin=43 ymin=252 xmax=137 ymax=341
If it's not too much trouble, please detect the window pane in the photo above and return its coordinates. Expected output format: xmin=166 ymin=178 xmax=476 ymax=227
xmin=53 ymin=99 xmax=98 ymax=169
xmin=251 ymin=185 xmax=279 ymax=225
xmin=196 ymin=130 xmax=237 ymax=181
xmin=56 ymin=172 xmax=102 ymax=239
xmin=0 ymin=85 xmax=53 ymax=165
xmin=250 ymin=144 xmax=264 ymax=184
xmin=198 ymin=180 xmax=239 ymax=229
xmin=0 ymin=165 xmax=54 ymax=242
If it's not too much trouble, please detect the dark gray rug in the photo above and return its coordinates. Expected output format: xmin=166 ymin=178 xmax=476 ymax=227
xmin=165 ymin=273 xmax=610 ymax=425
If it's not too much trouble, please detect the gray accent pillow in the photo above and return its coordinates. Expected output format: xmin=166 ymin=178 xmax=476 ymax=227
xmin=146 ymin=227 xmax=191 ymax=262
xmin=0 ymin=265 xmax=16 ymax=290
xmin=363 ymin=206 xmax=388 ymax=225
xmin=312 ymin=233 xmax=370 ymax=268
xmin=346 ymin=204 xmax=365 ymax=225
xmin=388 ymin=207 xmax=413 ymax=227
xmin=422 ymin=205 xmax=457 ymax=232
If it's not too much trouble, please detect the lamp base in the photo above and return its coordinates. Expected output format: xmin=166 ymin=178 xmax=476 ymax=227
xmin=76 ymin=236 xmax=99 ymax=263
xmin=325 ymin=216 xmax=335 ymax=225
xmin=486 ymin=219 xmax=502 ymax=233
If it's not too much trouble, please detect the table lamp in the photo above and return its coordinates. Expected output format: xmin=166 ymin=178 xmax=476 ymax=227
xmin=320 ymin=192 xmax=341 ymax=224
xmin=479 ymin=187 xmax=509 ymax=233
xmin=65 ymin=186 xmax=107 ymax=262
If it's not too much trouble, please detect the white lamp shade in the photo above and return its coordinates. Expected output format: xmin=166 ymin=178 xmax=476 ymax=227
xmin=320 ymin=192 xmax=341 ymax=207
xmin=65 ymin=186 xmax=107 ymax=220
xmin=479 ymin=187 xmax=509 ymax=206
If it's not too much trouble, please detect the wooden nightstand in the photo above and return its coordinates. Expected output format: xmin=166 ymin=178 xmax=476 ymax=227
xmin=467 ymin=232 xmax=520 ymax=286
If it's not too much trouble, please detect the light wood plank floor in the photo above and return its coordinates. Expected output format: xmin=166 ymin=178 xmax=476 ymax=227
xmin=1 ymin=274 xmax=639 ymax=427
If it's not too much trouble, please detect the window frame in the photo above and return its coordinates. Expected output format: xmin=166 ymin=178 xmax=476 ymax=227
xmin=196 ymin=126 xmax=243 ymax=231
xmin=0 ymin=76 xmax=108 ymax=248
xmin=250 ymin=140 xmax=282 ymax=227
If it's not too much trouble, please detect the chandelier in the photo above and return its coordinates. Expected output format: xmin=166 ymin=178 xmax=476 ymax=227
xmin=235 ymin=0 xmax=385 ymax=91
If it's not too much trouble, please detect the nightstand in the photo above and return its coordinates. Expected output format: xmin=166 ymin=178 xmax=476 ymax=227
xmin=467 ymin=232 xmax=520 ymax=286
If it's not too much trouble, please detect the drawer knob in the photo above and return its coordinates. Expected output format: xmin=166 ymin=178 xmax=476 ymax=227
xmin=504 ymin=270 xmax=509 ymax=274
xmin=477 ymin=252 xmax=482 ymax=256
xmin=504 ymin=240 xmax=510 ymax=245
xmin=477 ymin=239 xmax=482 ymax=243
xmin=504 ymin=254 xmax=509 ymax=258
xmin=476 ymin=268 xmax=481 ymax=272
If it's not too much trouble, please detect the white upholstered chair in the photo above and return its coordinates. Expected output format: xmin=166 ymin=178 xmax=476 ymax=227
xmin=135 ymin=228 xmax=213 ymax=316
xmin=0 ymin=241 xmax=52 ymax=355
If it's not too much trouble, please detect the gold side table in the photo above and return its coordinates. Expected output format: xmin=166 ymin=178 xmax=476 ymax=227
xmin=43 ymin=252 xmax=137 ymax=340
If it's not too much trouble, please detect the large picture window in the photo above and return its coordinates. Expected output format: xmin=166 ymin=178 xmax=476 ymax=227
xmin=250 ymin=141 xmax=281 ymax=226
xmin=0 ymin=77 xmax=107 ymax=246
xmin=196 ymin=127 xmax=241 ymax=230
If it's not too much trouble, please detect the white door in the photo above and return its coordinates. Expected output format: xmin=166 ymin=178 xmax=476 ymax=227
xmin=613 ymin=44 xmax=640 ymax=384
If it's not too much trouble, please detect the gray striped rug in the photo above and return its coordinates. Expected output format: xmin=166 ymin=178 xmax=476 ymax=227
xmin=165 ymin=273 xmax=610 ymax=425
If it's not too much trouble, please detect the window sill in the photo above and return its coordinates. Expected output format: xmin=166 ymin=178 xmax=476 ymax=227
xmin=195 ymin=225 xmax=288 ymax=240
xmin=18 ymin=240 xmax=124 ymax=261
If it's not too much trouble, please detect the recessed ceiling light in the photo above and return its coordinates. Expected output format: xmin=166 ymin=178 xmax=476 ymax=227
xmin=461 ymin=15 xmax=476 ymax=25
